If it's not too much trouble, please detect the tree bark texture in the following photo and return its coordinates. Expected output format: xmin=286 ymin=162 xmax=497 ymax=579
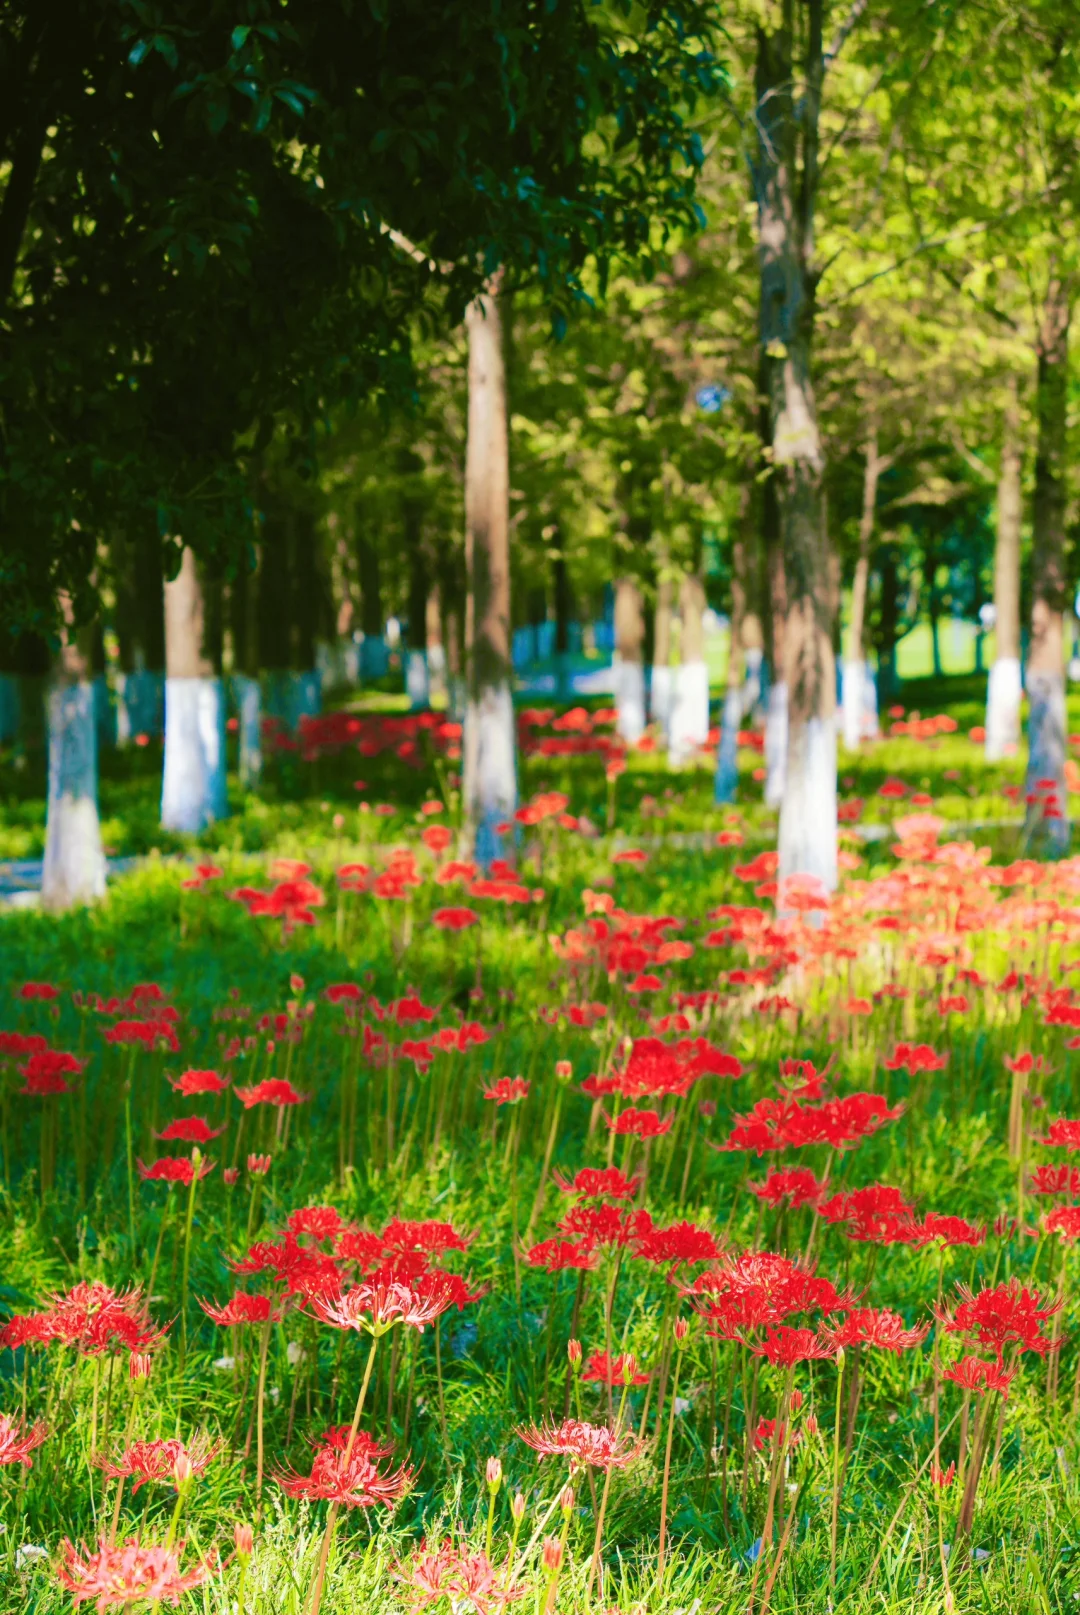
xmin=651 ymin=559 xmax=675 ymax=735
xmin=671 ymin=569 xmax=709 ymax=763
xmin=41 ymin=604 xmax=106 ymax=912
xmin=161 ymin=546 xmax=227 ymax=832
xmin=986 ymin=380 xmax=1022 ymax=761
xmin=1025 ymin=275 xmax=1071 ymax=853
xmin=754 ymin=1 xmax=837 ymax=893
xmin=613 ymin=576 xmax=647 ymax=744
xmin=462 ymin=286 xmax=517 ymax=862
xmin=842 ymin=427 xmax=882 ymax=750
xmin=715 ymin=490 xmax=750 ymax=802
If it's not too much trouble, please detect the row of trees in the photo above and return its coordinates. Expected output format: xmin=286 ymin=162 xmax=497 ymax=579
xmin=2 ymin=0 xmax=1078 ymax=906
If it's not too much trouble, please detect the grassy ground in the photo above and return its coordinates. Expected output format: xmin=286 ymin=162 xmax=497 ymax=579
xmin=1 ymin=692 xmax=1079 ymax=1614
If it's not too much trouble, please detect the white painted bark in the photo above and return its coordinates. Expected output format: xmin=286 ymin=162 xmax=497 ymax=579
xmin=986 ymin=656 xmax=1022 ymax=761
xmin=714 ymin=686 xmax=742 ymax=802
xmin=614 ymin=577 xmax=646 ymax=744
xmin=161 ymin=547 xmax=228 ymax=832
xmin=841 ymin=659 xmax=867 ymax=750
xmin=42 ymin=657 xmax=107 ymax=912
xmin=233 ymin=673 xmax=262 ymax=788
xmin=406 ymin=649 xmax=430 ymax=710
xmin=778 ymin=716 xmax=837 ymax=892
xmin=670 ymin=660 xmax=710 ymax=764
xmin=463 ymin=283 xmax=517 ymax=859
xmin=650 ymin=664 xmax=674 ymax=735
xmin=764 ymin=681 xmax=788 ymax=808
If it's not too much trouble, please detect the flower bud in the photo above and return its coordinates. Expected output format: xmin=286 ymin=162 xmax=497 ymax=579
xmin=542 ymin=1537 xmax=563 ymax=1574
xmin=555 ymin=1060 xmax=572 ymax=1082
xmin=620 ymin=1355 xmax=638 ymax=1385
xmin=223 ymin=1167 xmax=239 ymax=1186
xmin=559 ymin=1485 xmax=575 ymax=1516
xmin=129 ymin=1352 xmax=152 ymax=1381
xmin=567 ymin=1338 xmax=582 ymax=1367
xmin=486 ymin=1456 xmax=503 ymax=1491
xmin=173 ymin=1452 xmax=193 ymax=1487
xmin=674 ymin=1317 xmax=690 ymax=1343
xmin=511 ymin=1491 xmax=526 ymax=1523
xmin=234 ymin=1522 xmax=253 ymax=1560
xmin=247 ymin=1153 xmax=272 ymax=1177
xmin=289 ymin=974 xmax=305 ymax=994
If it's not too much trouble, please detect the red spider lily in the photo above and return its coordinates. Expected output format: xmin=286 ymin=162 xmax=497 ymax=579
xmin=483 ymin=1077 xmax=529 ymax=1105
xmin=936 ymin=1278 xmax=1060 ymax=1361
xmin=753 ymin=1416 xmax=810 ymax=1451
xmin=28 ymin=1282 xmax=167 ymax=1358
xmin=883 ymin=1043 xmax=947 ymax=1074
xmin=422 ymin=825 xmax=454 ymax=855
xmin=57 ymin=1537 xmax=212 ymax=1608
xmin=234 ymin=877 xmax=327 ymax=928
xmin=524 ymin=1238 xmax=599 ymax=1272
xmin=169 ymin=1068 xmax=229 ymax=1097
xmin=516 ymin=1417 xmax=644 ymax=1471
xmin=0 ymin=1032 xmax=49 ymax=1056
xmin=180 ymin=862 xmax=224 ymax=890
xmin=313 ymin=1279 xmax=455 ymax=1334
xmin=105 ymin=1018 xmax=181 ymax=1053
xmin=19 ymin=1049 xmax=86 ymax=1095
xmin=137 ymin=1156 xmax=216 ymax=1185
xmin=433 ymin=907 xmax=480 ymax=931
xmin=1045 ymin=1205 xmax=1080 ymax=1240
xmin=746 ymin=1325 xmax=837 ymax=1364
xmin=156 ymin=1117 xmax=224 ymax=1144
xmin=718 ymin=1091 xmax=903 ymax=1154
xmin=686 ymin=1251 xmax=852 ymax=1337
xmin=747 ymin=1167 xmax=829 ymax=1208
xmin=942 ymin=1356 xmax=1017 ymax=1397
xmin=1029 ymin=1165 xmax=1080 ymax=1196
xmin=248 ymin=1154 xmax=272 ymax=1176
xmin=380 ymin=1219 xmax=473 ymax=1254
xmin=0 ymin=1414 xmax=47 ymax=1467
xmin=630 ymin=1221 xmax=723 ymax=1265
xmin=393 ymin=1539 xmax=525 ymax=1613
xmin=556 ymin=1203 xmax=653 ymax=1251
xmin=389 ymin=995 xmax=438 ymax=1026
xmin=931 ymin=1460 xmax=956 ymax=1487
xmin=821 ymin=1308 xmax=929 ymax=1353
xmin=336 ymin=1227 xmax=388 ymax=1268
xmin=275 ymin=1440 xmax=413 ymax=1509
xmin=19 ymin=981 xmax=60 ymax=1000
xmin=1005 ymin=1052 xmax=1048 ymax=1075
xmin=581 ymin=1351 xmax=650 ymax=1386
xmin=232 ymin=1235 xmax=339 ymax=1302
xmin=1038 ymin=1118 xmax=1080 ymax=1151
xmin=324 ymin=983 xmax=365 ymax=1004
xmin=199 ymin=1292 xmax=284 ymax=1326
xmin=553 ymin=1167 xmax=640 ymax=1201
xmin=604 ymin=1106 xmax=672 ymax=1138
xmin=919 ymin=1212 xmax=986 ymax=1247
xmin=288 ymin=1206 xmax=344 ymax=1242
xmin=436 ymin=860 xmax=479 ymax=885
xmin=317 ymin=1425 xmax=395 ymax=1458
xmin=98 ymin=1435 xmax=220 ymax=1492
xmin=233 ymin=1079 xmax=308 ymax=1109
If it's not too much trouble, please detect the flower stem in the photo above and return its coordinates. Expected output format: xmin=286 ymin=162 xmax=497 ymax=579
xmin=657 ymin=1333 xmax=684 ymax=1579
xmin=307 ymin=1331 xmax=380 ymax=1615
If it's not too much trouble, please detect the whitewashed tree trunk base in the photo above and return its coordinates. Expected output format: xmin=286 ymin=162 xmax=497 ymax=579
xmin=288 ymin=670 xmax=322 ymax=732
xmin=714 ymin=686 xmax=743 ymax=802
xmin=360 ymin=637 xmax=389 ymax=680
xmin=778 ymin=716 xmax=838 ymax=894
xmin=161 ymin=677 xmax=227 ymax=832
xmin=42 ymin=681 xmax=107 ymax=910
xmin=233 ymin=675 xmax=262 ymax=789
xmin=841 ymin=660 xmax=864 ymax=751
xmin=1025 ymin=669 xmax=1069 ymax=854
xmin=669 ymin=659 xmax=710 ymax=765
xmin=464 ymin=680 xmax=517 ymax=867
xmin=764 ymin=681 xmax=788 ymax=808
xmin=985 ymin=656 xmax=1022 ymax=761
xmin=406 ymin=651 xmax=430 ymax=710
xmin=427 ymin=644 xmax=448 ymax=703
xmin=614 ymin=657 xmax=646 ymax=744
xmin=650 ymin=664 xmax=674 ymax=737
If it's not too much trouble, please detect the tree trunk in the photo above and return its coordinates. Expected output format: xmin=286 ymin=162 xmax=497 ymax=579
xmin=553 ymin=543 xmax=573 ymax=701
xmin=842 ymin=428 xmax=882 ymax=750
xmin=651 ymin=558 xmax=674 ymax=736
xmin=764 ymin=535 xmax=788 ymax=811
xmin=114 ymin=533 xmax=165 ymax=744
xmin=41 ymin=604 xmax=107 ymax=911
xmin=716 ymin=487 xmax=751 ymax=802
xmin=613 ymin=576 xmax=647 ymax=743
xmin=356 ymin=518 xmax=386 ymax=681
xmin=671 ymin=569 xmax=709 ymax=764
xmin=230 ymin=545 xmax=262 ymax=788
xmin=755 ymin=3 xmax=836 ymax=892
xmin=161 ymin=547 xmax=227 ymax=832
xmin=986 ymin=381 xmax=1023 ymax=761
xmin=405 ymin=504 xmax=430 ymax=710
xmin=462 ymin=285 xmax=517 ymax=862
xmin=1025 ymin=275 xmax=1072 ymax=852
xmin=290 ymin=508 xmax=323 ymax=731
